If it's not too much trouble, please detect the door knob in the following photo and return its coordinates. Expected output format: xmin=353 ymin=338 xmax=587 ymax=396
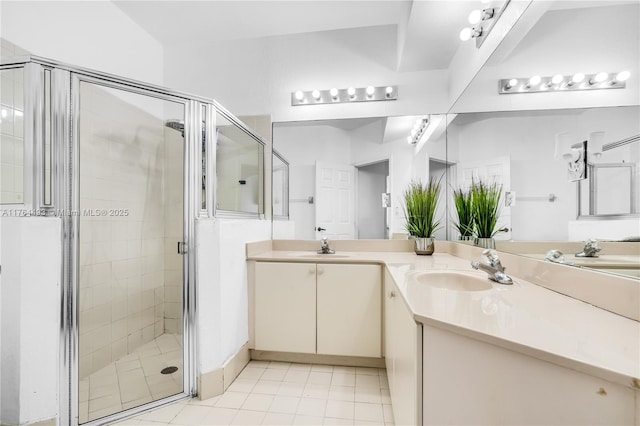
xmin=315 ymin=227 xmax=326 ymax=232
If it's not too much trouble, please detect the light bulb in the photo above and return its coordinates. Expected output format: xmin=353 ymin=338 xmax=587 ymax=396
xmin=411 ymin=129 xmax=417 ymax=138
xmin=330 ymin=88 xmax=339 ymax=98
xmin=616 ymin=70 xmax=630 ymax=82
xmin=528 ymin=75 xmax=541 ymax=86
xmin=505 ymin=78 xmax=518 ymax=90
xmin=468 ymin=9 xmax=482 ymax=25
xmin=571 ymin=73 xmax=585 ymax=84
xmin=366 ymin=86 xmax=375 ymax=96
xmin=551 ymin=74 xmax=564 ymax=85
xmin=294 ymin=90 xmax=304 ymax=101
xmin=347 ymin=87 xmax=356 ymax=98
xmin=385 ymin=86 xmax=394 ymax=95
xmin=593 ymin=72 xmax=608 ymax=83
xmin=407 ymin=136 xmax=413 ymax=144
xmin=312 ymin=90 xmax=321 ymax=100
xmin=459 ymin=27 xmax=473 ymax=41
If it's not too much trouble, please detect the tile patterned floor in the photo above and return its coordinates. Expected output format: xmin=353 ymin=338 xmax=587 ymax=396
xmin=81 ymin=334 xmax=184 ymax=423
xmin=113 ymin=360 xmax=394 ymax=426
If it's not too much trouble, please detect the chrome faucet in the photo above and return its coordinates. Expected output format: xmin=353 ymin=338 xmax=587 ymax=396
xmin=471 ymin=249 xmax=513 ymax=285
xmin=317 ymin=237 xmax=335 ymax=254
xmin=575 ymin=239 xmax=601 ymax=258
xmin=545 ymin=249 xmax=575 ymax=266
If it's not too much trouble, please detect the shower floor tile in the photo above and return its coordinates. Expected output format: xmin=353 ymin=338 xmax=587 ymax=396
xmin=80 ymin=333 xmax=183 ymax=423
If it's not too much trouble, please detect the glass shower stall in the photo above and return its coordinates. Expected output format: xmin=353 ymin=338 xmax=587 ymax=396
xmin=0 ymin=54 xmax=266 ymax=426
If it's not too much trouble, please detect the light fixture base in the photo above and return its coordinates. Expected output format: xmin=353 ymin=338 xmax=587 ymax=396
xmin=291 ymin=86 xmax=398 ymax=106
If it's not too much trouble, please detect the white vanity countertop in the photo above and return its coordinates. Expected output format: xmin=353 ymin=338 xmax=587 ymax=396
xmin=248 ymin=249 xmax=640 ymax=389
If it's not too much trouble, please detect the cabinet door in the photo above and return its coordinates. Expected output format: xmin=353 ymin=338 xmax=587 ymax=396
xmin=385 ymin=268 xmax=421 ymax=425
xmin=254 ymin=262 xmax=316 ymax=353
xmin=317 ymin=264 xmax=381 ymax=357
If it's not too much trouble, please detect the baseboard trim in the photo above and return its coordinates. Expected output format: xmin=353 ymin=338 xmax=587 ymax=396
xmin=250 ymin=350 xmax=385 ymax=368
xmin=198 ymin=343 xmax=250 ymax=400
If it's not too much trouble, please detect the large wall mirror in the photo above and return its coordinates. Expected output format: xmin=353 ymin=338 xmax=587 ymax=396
xmin=446 ymin=0 xmax=639 ymax=278
xmin=272 ymin=114 xmax=447 ymax=240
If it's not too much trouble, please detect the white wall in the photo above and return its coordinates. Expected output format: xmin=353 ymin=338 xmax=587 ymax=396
xmin=0 ymin=1 xmax=164 ymax=85
xmin=164 ymin=25 xmax=449 ymax=122
xmin=196 ymin=219 xmax=270 ymax=374
xmin=0 ymin=217 xmax=60 ymax=425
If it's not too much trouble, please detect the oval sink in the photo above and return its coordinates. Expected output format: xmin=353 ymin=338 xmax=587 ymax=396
xmin=409 ymin=271 xmax=492 ymax=292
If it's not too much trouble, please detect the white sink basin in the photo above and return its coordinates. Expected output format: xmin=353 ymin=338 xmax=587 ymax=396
xmin=297 ymin=254 xmax=350 ymax=259
xmin=409 ymin=270 xmax=492 ymax=292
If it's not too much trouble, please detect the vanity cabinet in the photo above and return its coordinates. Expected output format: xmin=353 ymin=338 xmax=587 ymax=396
xmin=254 ymin=261 xmax=381 ymax=358
xmin=384 ymin=268 xmax=421 ymax=426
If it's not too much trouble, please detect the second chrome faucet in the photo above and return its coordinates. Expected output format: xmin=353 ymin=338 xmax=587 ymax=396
xmin=471 ymin=249 xmax=513 ymax=285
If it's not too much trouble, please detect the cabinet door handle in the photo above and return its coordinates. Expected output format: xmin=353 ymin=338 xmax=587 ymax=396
xmin=389 ymin=291 xmax=396 ymax=298
xmin=309 ymin=267 xmax=315 ymax=274
xmin=317 ymin=266 xmax=324 ymax=275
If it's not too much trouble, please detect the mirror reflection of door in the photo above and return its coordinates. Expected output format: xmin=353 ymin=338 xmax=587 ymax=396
xmin=315 ymin=162 xmax=355 ymax=239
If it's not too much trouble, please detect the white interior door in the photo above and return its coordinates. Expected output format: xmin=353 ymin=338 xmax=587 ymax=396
xmin=315 ymin=162 xmax=355 ymax=239
xmin=456 ymin=155 xmax=512 ymax=240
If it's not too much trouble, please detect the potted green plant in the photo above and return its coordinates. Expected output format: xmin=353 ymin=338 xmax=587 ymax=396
xmin=470 ymin=179 xmax=507 ymax=249
xmin=403 ymin=177 xmax=441 ymax=255
xmin=452 ymin=187 xmax=474 ymax=242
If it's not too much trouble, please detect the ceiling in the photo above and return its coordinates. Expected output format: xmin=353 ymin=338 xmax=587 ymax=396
xmin=113 ymin=0 xmax=474 ymax=71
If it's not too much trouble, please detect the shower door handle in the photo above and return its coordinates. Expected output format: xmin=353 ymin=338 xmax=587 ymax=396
xmin=177 ymin=241 xmax=188 ymax=255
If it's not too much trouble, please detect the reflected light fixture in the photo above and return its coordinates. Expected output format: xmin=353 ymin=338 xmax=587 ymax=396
xmin=554 ymin=133 xmax=587 ymax=182
xmin=499 ymin=71 xmax=629 ymax=94
xmin=459 ymin=0 xmax=510 ymax=47
xmin=291 ymin=85 xmax=398 ymax=106
xmin=407 ymin=116 xmax=429 ymax=144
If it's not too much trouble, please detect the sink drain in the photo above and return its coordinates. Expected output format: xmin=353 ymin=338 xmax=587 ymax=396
xmin=161 ymin=366 xmax=179 ymax=375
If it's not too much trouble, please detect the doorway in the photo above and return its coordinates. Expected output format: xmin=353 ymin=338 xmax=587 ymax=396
xmin=356 ymin=160 xmax=389 ymax=239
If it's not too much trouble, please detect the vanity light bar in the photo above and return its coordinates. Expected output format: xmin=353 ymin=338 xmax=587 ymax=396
xmin=291 ymin=86 xmax=398 ymax=106
xmin=499 ymin=71 xmax=629 ymax=94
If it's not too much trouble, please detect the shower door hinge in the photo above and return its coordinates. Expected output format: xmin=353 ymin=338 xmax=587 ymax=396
xmin=177 ymin=242 xmax=188 ymax=255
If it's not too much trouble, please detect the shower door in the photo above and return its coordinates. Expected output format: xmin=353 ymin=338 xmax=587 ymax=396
xmin=74 ymin=78 xmax=190 ymax=423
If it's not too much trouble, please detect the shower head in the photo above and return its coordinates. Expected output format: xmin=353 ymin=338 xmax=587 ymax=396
xmin=165 ymin=119 xmax=185 ymax=137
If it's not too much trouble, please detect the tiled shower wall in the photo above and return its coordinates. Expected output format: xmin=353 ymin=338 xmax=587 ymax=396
xmin=78 ymin=83 xmax=182 ymax=378
xmin=0 ymin=39 xmax=29 ymax=204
